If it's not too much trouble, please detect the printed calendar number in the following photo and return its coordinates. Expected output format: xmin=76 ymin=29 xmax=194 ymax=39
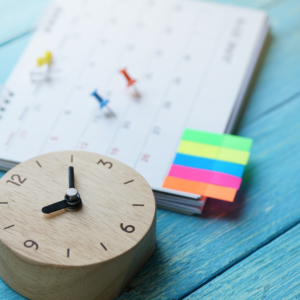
xmin=164 ymin=101 xmax=172 ymax=109
xmin=110 ymin=148 xmax=119 ymax=156
xmin=79 ymin=142 xmax=89 ymax=150
xmin=153 ymin=126 xmax=161 ymax=135
xmin=93 ymin=114 xmax=102 ymax=123
xmin=19 ymin=131 xmax=27 ymax=139
xmin=141 ymin=154 xmax=150 ymax=163
xmin=122 ymin=121 xmax=131 ymax=129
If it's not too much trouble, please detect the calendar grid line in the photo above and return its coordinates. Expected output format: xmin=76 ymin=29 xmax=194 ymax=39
xmin=132 ymin=7 xmax=202 ymax=170
xmin=159 ymin=13 xmax=233 ymax=184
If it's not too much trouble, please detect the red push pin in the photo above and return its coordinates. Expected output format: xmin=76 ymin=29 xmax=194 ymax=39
xmin=119 ymin=68 xmax=141 ymax=98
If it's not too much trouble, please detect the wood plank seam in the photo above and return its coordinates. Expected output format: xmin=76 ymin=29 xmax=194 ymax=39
xmin=179 ymin=217 xmax=300 ymax=300
xmin=263 ymin=0 xmax=289 ymax=9
xmin=242 ymin=89 xmax=300 ymax=128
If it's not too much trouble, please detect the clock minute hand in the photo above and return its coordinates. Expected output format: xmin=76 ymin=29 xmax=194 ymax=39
xmin=69 ymin=166 xmax=75 ymax=188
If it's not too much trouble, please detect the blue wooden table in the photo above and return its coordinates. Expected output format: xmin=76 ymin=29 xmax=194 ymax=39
xmin=1 ymin=0 xmax=300 ymax=299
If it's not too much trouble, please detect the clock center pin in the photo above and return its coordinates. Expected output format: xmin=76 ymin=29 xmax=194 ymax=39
xmin=66 ymin=188 xmax=79 ymax=201
xmin=65 ymin=188 xmax=82 ymax=211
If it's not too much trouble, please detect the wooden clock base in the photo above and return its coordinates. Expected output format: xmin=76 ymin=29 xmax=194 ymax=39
xmin=0 ymin=220 xmax=155 ymax=300
xmin=0 ymin=151 xmax=157 ymax=299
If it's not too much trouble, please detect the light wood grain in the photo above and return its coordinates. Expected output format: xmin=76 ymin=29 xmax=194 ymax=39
xmin=0 ymin=151 xmax=156 ymax=300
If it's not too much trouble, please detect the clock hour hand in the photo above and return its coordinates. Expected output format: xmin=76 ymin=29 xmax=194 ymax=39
xmin=42 ymin=199 xmax=70 ymax=214
xmin=41 ymin=166 xmax=82 ymax=214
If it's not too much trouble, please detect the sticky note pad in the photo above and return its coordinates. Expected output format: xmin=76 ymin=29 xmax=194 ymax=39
xmin=163 ymin=129 xmax=253 ymax=202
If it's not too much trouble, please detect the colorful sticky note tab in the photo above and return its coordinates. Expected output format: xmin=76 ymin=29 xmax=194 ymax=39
xmin=163 ymin=129 xmax=253 ymax=202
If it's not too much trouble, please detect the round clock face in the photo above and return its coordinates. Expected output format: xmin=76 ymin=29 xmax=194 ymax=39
xmin=0 ymin=151 xmax=156 ymax=266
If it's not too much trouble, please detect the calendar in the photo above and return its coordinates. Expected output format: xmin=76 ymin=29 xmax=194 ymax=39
xmin=0 ymin=0 xmax=268 ymax=213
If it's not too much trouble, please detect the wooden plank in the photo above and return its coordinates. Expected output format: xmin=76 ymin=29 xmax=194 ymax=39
xmin=184 ymin=223 xmax=300 ymax=299
xmin=240 ymin=0 xmax=300 ymax=126
xmin=0 ymin=0 xmax=50 ymax=46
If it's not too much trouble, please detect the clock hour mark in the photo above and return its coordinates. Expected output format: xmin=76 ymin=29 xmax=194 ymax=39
xmin=71 ymin=155 xmax=73 ymax=162
xmin=12 ymin=174 xmax=26 ymax=183
xmin=67 ymin=249 xmax=70 ymax=257
xmin=4 ymin=225 xmax=14 ymax=230
xmin=6 ymin=180 xmax=20 ymax=186
xmin=36 ymin=161 xmax=42 ymax=167
xmin=132 ymin=204 xmax=144 ymax=206
xmin=6 ymin=174 xmax=27 ymax=186
xmin=24 ymin=240 xmax=39 ymax=250
xmin=124 ymin=180 xmax=134 ymax=185
xmin=120 ymin=223 xmax=135 ymax=233
xmin=100 ymin=243 xmax=107 ymax=251
xmin=97 ymin=159 xmax=113 ymax=169
xmin=0 ymin=202 xmax=8 ymax=204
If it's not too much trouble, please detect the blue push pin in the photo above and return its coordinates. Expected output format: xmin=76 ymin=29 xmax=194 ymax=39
xmin=91 ymin=90 xmax=115 ymax=116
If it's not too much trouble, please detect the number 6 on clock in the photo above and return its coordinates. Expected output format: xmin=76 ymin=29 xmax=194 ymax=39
xmin=120 ymin=223 xmax=135 ymax=233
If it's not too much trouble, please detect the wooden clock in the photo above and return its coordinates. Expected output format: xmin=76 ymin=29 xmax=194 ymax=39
xmin=0 ymin=151 xmax=156 ymax=300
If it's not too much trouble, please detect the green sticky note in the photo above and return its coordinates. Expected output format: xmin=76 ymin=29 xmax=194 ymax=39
xmin=182 ymin=129 xmax=252 ymax=152
xmin=222 ymin=135 xmax=253 ymax=152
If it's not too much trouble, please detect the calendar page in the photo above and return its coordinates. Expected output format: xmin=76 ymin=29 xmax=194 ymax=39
xmin=0 ymin=0 xmax=267 ymax=195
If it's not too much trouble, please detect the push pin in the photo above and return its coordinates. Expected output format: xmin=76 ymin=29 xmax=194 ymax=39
xmin=37 ymin=51 xmax=53 ymax=67
xmin=91 ymin=90 xmax=115 ymax=116
xmin=119 ymin=68 xmax=141 ymax=98
xmin=31 ymin=51 xmax=53 ymax=82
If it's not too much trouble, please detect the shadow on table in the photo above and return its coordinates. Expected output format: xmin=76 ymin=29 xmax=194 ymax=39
xmin=201 ymin=32 xmax=272 ymax=221
xmin=200 ymin=161 xmax=254 ymax=221
xmin=121 ymin=240 xmax=166 ymax=298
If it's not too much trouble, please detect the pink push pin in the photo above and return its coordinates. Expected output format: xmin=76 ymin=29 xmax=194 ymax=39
xmin=119 ymin=68 xmax=141 ymax=98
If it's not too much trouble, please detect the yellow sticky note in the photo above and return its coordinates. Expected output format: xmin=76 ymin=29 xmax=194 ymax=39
xmin=178 ymin=140 xmax=250 ymax=165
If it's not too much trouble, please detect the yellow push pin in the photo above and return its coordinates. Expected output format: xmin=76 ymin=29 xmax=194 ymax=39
xmin=36 ymin=51 xmax=52 ymax=67
xmin=31 ymin=51 xmax=53 ymax=82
